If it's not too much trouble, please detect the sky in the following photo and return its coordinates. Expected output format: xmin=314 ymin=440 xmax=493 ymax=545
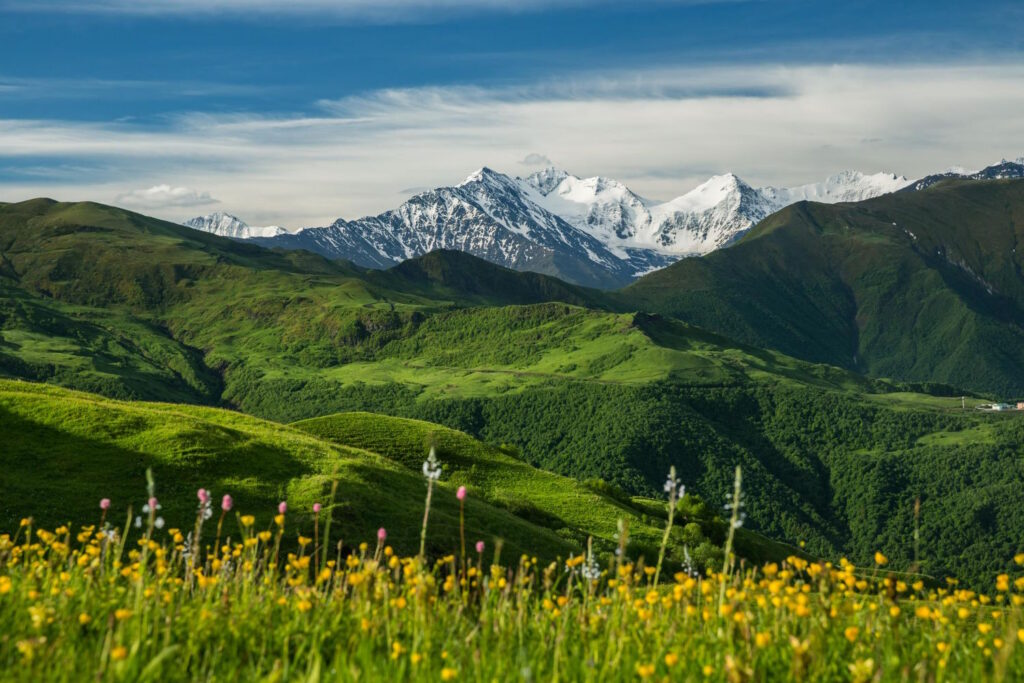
xmin=0 ymin=0 xmax=1022 ymax=228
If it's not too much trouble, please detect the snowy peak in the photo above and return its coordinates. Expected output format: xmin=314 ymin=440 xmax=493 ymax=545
xmin=760 ymin=171 xmax=911 ymax=206
xmin=663 ymin=173 xmax=750 ymax=213
xmin=183 ymin=212 xmax=287 ymax=239
xmin=524 ymin=167 xmax=572 ymax=195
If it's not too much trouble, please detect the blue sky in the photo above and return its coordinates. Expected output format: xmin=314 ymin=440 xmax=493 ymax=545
xmin=1 ymin=0 xmax=1022 ymax=226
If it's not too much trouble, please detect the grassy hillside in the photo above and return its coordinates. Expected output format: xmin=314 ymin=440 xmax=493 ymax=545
xmin=0 ymin=379 xmax=581 ymax=561
xmin=293 ymin=411 xmax=801 ymax=567
xmin=620 ymin=179 xmax=1024 ymax=396
xmin=0 ymin=379 xmax=804 ymax=572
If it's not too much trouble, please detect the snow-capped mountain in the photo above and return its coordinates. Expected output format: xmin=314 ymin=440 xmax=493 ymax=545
xmin=183 ymin=212 xmax=287 ymax=239
xmin=256 ymin=168 xmax=675 ymax=289
xmin=521 ymin=170 xmax=778 ymax=256
xmin=240 ymin=158 xmax=1024 ymax=288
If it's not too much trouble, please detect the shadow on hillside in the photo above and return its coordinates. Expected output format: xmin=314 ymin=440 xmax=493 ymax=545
xmin=0 ymin=403 xmax=315 ymax=531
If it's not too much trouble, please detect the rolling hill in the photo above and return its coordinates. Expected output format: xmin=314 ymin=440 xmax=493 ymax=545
xmin=0 ymin=378 xmax=805 ymax=570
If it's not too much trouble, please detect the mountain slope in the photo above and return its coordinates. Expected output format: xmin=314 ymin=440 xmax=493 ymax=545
xmin=366 ymin=249 xmax=604 ymax=308
xmin=620 ymin=178 xmax=1024 ymax=395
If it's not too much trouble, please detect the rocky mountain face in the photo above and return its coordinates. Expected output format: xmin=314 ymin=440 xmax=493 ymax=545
xmin=254 ymin=168 xmax=676 ymax=288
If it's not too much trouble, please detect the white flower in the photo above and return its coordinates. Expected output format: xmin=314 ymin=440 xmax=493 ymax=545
xmin=681 ymin=546 xmax=699 ymax=578
xmin=134 ymin=516 xmax=142 ymax=529
xmin=154 ymin=517 xmax=165 ymax=529
xmin=663 ymin=469 xmax=684 ymax=500
xmin=422 ymin=447 xmax=442 ymax=481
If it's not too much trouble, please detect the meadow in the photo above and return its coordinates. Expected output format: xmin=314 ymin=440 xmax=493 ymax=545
xmin=2 ymin=469 xmax=1024 ymax=682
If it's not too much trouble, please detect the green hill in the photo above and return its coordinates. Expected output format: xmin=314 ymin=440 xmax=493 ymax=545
xmin=0 ymin=378 xmax=804 ymax=571
xmin=620 ymin=179 xmax=1024 ymax=396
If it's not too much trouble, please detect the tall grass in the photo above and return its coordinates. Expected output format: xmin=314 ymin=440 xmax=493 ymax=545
xmin=2 ymin=478 xmax=1024 ymax=682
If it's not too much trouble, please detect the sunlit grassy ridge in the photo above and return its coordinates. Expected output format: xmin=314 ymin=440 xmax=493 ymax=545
xmin=0 ymin=379 xmax=803 ymax=572
xmin=2 ymin=488 xmax=1024 ymax=682
xmin=0 ymin=379 xmax=577 ymax=561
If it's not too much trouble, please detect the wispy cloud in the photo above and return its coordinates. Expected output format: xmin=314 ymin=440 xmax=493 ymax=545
xmin=0 ymin=63 xmax=1022 ymax=227
xmin=0 ymin=0 xmax=730 ymax=21
xmin=116 ymin=185 xmax=218 ymax=210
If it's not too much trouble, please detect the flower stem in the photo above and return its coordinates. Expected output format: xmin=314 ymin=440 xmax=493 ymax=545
xmin=419 ymin=479 xmax=434 ymax=561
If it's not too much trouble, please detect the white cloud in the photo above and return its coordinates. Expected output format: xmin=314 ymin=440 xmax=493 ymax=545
xmin=116 ymin=185 xmax=218 ymax=210
xmin=0 ymin=63 xmax=1022 ymax=227
xmin=520 ymin=153 xmax=554 ymax=167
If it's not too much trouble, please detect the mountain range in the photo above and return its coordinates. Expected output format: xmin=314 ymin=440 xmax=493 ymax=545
xmin=186 ymin=160 xmax=1022 ymax=289
xmin=182 ymin=162 xmax=1022 ymax=288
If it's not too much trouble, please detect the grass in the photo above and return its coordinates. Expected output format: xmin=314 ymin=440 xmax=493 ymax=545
xmin=2 ymin=486 xmax=1024 ymax=681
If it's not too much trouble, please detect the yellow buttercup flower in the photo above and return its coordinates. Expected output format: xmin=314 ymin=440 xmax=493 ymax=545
xmin=635 ymin=663 xmax=655 ymax=678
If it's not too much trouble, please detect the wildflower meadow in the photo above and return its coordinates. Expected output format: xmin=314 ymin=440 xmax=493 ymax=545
xmin=2 ymin=460 xmax=1024 ymax=682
